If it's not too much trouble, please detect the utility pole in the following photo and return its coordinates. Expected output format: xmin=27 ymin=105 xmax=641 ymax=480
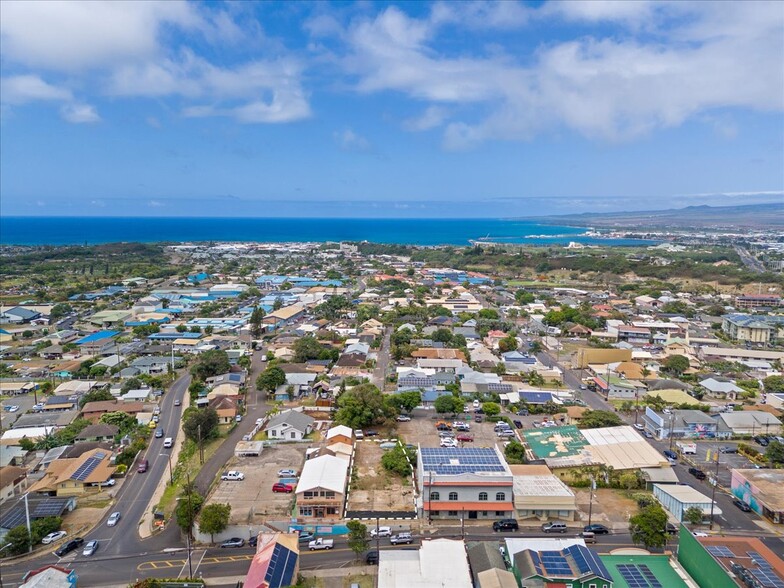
xmin=185 ymin=471 xmax=194 ymax=578
xmin=198 ymin=424 xmax=204 ymax=465
xmin=375 ymin=516 xmax=380 ymax=558
xmin=461 ymin=508 xmax=465 ymax=540
xmin=23 ymin=494 xmax=32 ymax=553
xmin=668 ymin=415 xmax=676 ymax=451
xmin=587 ymin=477 xmax=595 ymax=527
xmin=709 ymin=451 xmax=720 ymax=530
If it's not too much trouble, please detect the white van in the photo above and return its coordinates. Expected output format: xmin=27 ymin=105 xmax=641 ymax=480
xmin=163 ymin=437 xmax=173 ymax=448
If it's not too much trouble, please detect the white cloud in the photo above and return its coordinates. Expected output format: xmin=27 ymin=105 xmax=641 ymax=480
xmin=330 ymin=2 xmax=784 ymax=146
xmin=1 ymin=75 xmax=72 ymax=104
xmin=430 ymin=1 xmax=531 ymax=30
xmin=60 ymin=103 xmax=101 ymax=124
xmin=333 ymin=128 xmax=371 ymax=152
xmin=404 ymin=106 xmax=450 ymax=131
xmin=0 ymin=1 xmax=201 ymax=71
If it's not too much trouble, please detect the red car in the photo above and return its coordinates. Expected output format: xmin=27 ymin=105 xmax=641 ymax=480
xmin=272 ymin=483 xmax=294 ymax=493
xmin=457 ymin=434 xmax=473 ymax=442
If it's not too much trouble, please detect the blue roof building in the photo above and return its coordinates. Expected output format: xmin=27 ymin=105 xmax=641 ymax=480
xmin=76 ymin=330 xmax=120 ymax=345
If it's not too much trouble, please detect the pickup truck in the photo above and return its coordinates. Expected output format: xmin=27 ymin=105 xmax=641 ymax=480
xmin=308 ymin=538 xmax=334 ymax=551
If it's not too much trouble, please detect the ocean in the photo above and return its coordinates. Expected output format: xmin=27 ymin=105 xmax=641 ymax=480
xmin=0 ymin=216 xmax=656 ymax=247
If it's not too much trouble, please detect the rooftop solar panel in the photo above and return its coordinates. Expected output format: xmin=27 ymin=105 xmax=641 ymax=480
xmin=751 ymin=568 xmax=784 ymax=588
xmin=617 ymin=564 xmax=662 ymax=588
xmin=72 ymin=456 xmax=103 ymax=481
xmin=707 ymin=546 xmax=736 ymax=558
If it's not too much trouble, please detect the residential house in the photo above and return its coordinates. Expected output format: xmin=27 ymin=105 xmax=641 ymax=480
xmin=20 ymin=565 xmax=77 ymax=588
xmin=209 ymin=395 xmax=240 ymax=425
xmin=0 ymin=465 xmax=27 ymax=504
xmin=699 ymin=378 xmax=744 ymax=401
xmin=80 ymin=400 xmax=144 ymax=423
xmin=265 ymin=410 xmax=315 ymax=441
xmin=120 ymin=388 xmax=154 ymax=403
xmin=717 ymin=411 xmax=781 ymax=438
xmin=74 ymin=424 xmax=118 ymax=443
xmin=295 ymin=455 xmax=349 ymax=520
xmin=28 ymin=448 xmax=115 ymax=496
xmin=130 ymin=356 xmax=177 ymax=375
xmin=325 ymin=425 xmax=353 ymax=446
xmin=617 ymin=325 xmax=651 ymax=344
xmin=508 ymin=542 xmax=613 ymax=588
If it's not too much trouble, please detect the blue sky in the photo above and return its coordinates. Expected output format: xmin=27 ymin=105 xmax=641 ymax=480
xmin=1 ymin=0 xmax=782 ymax=218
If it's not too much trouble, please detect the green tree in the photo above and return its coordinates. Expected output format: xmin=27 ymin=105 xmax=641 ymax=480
xmin=619 ymin=472 xmax=641 ymax=490
xmin=478 ymin=308 xmax=499 ymax=320
xmin=765 ymin=440 xmax=784 ymax=465
xmin=629 ymin=504 xmax=668 ymax=549
xmin=346 ymin=520 xmax=369 ymax=561
xmin=504 ymin=441 xmax=527 ymax=464
xmin=273 ymin=297 xmax=284 ymax=311
xmin=683 ymin=506 xmax=704 ymax=525
xmin=190 ymin=349 xmax=231 ymax=380
xmin=5 ymin=524 xmax=33 ymax=555
xmin=293 ymin=336 xmax=326 ymax=363
xmin=381 ymin=445 xmax=413 ymax=477
xmin=386 ymin=390 xmax=422 ymax=414
xmin=482 ymin=402 xmax=501 ymax=418
xmin=763 ymin=375 xmax=784 ymax=393
xmin=182 ymin=407 xmax=219 ymax=443
xmin=529 ymin=341 xmax=542 ymax=353
xmin=49 ymin=303 xmax=73 ymax=320
xmin=663 ymin=355 xmax=690 ymax=375
xmin=498 ymin=334 xmax=518 ymax=353
xmin=99 ymin=411 xmax=138 ymax=434
xmin=249 ymin=306 xmax=266 ymax=340
xmin=199 ymin=503 xmax=232 ymax=544
xmin=256 ymin=366 xmax=286 ymax=392
xmin=175 ymin=490 xmax=205 ymax=536
xmin=121 ymin=377 xmax=143 ymax=394
xmin=577 ymin=410 xmax=624 ymax=429
xmin=431 ymin=328 xmax=453 ymax=344
xmin=334 ymin=384 xmax=393 ymax=429
xmin=79 ymin=388 xmax=114 ymax=408
xmin=434 ymin=394 xmax=463 ymax=415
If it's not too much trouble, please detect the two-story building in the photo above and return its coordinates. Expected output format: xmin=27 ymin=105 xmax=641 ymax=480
xmin=417 ymin=446 xmax=514 ymax=521
xmin=295 ymin=455 xmax=349 ymax=520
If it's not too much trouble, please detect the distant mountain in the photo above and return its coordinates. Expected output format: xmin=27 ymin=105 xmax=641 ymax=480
xmin=537 ymin=202 xmax=784 ymax=230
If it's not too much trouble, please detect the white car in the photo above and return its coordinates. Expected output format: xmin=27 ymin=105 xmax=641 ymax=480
xmin=107 ymin=512 xmax=121 ymax=527
xmin=440 ymin=439 xmax=458 ymax=448
xmin=692 ymin=531 xmax=708 ymax=537
xmin=221 ymin=471 xmax=245 ymax=481
xmin=278 ymin=469 xmax=297 ymax=478
xmin=5 ymin=405 xmax=19 ymax=412
xmin=41 ymin=531 xmax=67 ymax=544
xmin=633 ymin=423 xmax=645 ymax=431
xmin=396 ymin=415 xmax=411 ymax=422
xmin=370 ymin=526 xmax=392 ymax=538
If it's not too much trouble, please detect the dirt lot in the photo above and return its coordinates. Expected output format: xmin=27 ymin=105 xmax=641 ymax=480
xmin=347 ymin=441 xmax=414 ymax=513
xmin=208 ymin=444 xmax=308 ymax=524
xmin=396 ymin=412 xmax=518 ymax=448
xmin=573 ymin=488 xmax=640 ymax=527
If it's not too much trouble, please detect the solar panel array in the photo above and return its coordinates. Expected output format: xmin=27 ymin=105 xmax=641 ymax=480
xmin=0 ymin=498 xmax=70 ymax=530
xmin=264 ymin=543 xmax=298 ymax=588
xmin=420 ymin=447 xmax=506 ymax=475
xmin=487 ymin=383 xmax=514 ymax=393
xmin=617 ymin=564 xmax=663 ymax=588
xmin=72 ymin=451 xmax=107 ymax=481
xmin=398 ymin=377 xmax=434 ymax=387
xmin=751 ymin=568 xmax=784 ymax=588
xmin=707 ymin=546 xmax=736 ymax=558
xmin=527 ymin=545 xmax=609 ymax=581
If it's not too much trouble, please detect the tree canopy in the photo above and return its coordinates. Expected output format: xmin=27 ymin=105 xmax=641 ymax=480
xmin=78 ymin=388 xmax=115 ymax=408
xmin=629 ymin=504 xmax=668 ymax=549
xmin=663 ymin=354 xmax=690 ymax=375
xmin=256 ymin=366 xmax=286 ymax=392
xmin=386 ymin=390 xmax=421 ymax=414
xmin=190 ymin=349 xmax=231 ymax=381
xmin=199 ymin=503 xmax=231 ymax=544
xmin=182 ymin=407 xmax=219 ymax=443
xmin=334 ymin=384 xmax=394 ymax=429
xmin=577 ymin=410 xmax=624 ymax=429
xmin=346 ymin=520 xmax=369 ymax=560
xmin=434 ymin=394 xmax=463 ymax=415
xmin=763 ymin=375 xmax=784 ymax=393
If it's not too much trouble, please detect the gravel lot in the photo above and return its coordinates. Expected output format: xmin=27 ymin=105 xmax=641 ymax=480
xmin=397 ymin=411 xmax=518 ymax=448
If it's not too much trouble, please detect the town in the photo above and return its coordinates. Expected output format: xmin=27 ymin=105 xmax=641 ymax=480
xmin=0 ymin=239 xmax=782 ymax=588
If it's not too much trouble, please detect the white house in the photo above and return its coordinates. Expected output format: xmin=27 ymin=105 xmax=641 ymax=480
xmin=264 ymin=409 xmax=315 ymax=441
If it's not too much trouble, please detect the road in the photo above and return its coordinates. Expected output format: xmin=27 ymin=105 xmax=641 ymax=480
xmin=372 ymin=327 xmax=392 ymax=390
xmin=735 ymin=245 xmax=766 ymax=273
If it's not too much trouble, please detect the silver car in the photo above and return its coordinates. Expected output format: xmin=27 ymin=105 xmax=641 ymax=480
xmin=107 ymin=511 xmax=121 ymax=527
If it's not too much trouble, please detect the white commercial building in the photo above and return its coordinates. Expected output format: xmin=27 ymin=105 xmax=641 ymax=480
xmin=653 ymin=483 xmax=721 ymax=522
xmin=378 ymin=539 xmax=472 ymax=588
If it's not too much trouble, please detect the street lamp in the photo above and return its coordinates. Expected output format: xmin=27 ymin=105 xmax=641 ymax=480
xmin=160 ymin=453 xmax=173 ymax=485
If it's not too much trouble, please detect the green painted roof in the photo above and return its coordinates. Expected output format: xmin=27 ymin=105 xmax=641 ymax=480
xmin=523 ymin=425 xmax=588 ymax=459
xmin=601 ymin=554 xmax=690 ymax=588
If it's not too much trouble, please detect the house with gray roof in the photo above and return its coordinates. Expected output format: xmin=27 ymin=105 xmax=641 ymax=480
xmin=699 ymin=377 xmax=744 ymax=400
xmin=264 ymin=409 xmax=315 ymax=441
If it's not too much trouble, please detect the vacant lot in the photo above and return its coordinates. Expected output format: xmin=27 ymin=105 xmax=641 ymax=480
xmin=347 ymin=441 xmax=414 ymax=513
xmin=573 ymin=488 xmax=639 ymax=528
xmin=209 ymin=444 xmax=308 ymax=524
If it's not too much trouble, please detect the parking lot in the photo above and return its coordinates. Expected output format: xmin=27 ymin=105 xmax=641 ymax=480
xmin=209 ymin=444 xmax=308 ymax=524
xmin=0 ymin=392 xmax=38 ymax=426
xmin=398 ymin=411 xmax=518 ymax=448
xmin=681 ymin=441 xmax=756 ymax=487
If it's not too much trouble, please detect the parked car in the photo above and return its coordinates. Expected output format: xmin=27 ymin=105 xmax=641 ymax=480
xmin=155 ymin=428 xmax=164 ymax=438
xmin=297 ymin=532 xmax=315 ymax=543
xmin=353 ymin=429 xmax=364 ymax=439
xmin=82 ymin=540 xmax=99 ymax=556
xmin=474 ymin=415 xmax=483 ymax=423
xmin=665 ymin=523 xmax=678 ymax=535
xmin=688 ymin=467 xmax=707 ymax=480
xmin=733 ymin=499 xmax=752 ymax=512
xmin=221 ymin=537 xmax=245 ymax=548
xmin=249 ymin=535 xmax=258 ymax=548
xmin=456 ymin=434 xmax=473 ymax=442
xmin=516 ymin=409 xmax=529 ymax=416
xmin=663 ymin=450 xmax=678 ymax=463
xmin=440 ymin=438 xmax=458 ymax=448
xmin=692 ymin=531 xmax=709 ymax=537
xmin=107 ymin=512 xmax=121 ymax=527
xmin=542 ymin=522 xmax=568 ymax=533
xmin=364 ymin=430 xmax=379 ymax=437
xmin=497 ymin=430 xmax=516 ymax=438
xmin=278 ymin=469 xmax=297 ymax=477
xmin=633 ymin=423 xmax=645 ymax=431
xmin=308 ymin=538 xmax=334 ymax=550
xmin=42 ymin=531 xmax=67 ymax=545
xmin=366 ymin=550 xmax=379 ymax=565
xmin=396 ymin=415 xmax=411 ymax=422
xmin=583 ymin=524 xmax=610 ymax=535
xmin=272 ymin=483 xmax=294 ymax=493
xmin=513 ymin=420 xmax=524 ymax=429
xmin=492 ymin=519 xmax=519 ymax=532
xmin=754 ymin=435 xmax=770 ymax=446
xmin=719 ymin=446 xmax=738 ymax=454
xmin=137 ymin=460 xmax=149 ymax=473
xmin=4 ymin=405 xmax=19 ymax=412
xmin=389 ymin=532 xmax=412 ymax=545
xmin=55 ymin=538 xmax=84 ymax=557
xmin=370 ymin=526 xmax=392 ymax=538
xmin=221 ymin=471 xmax=245 ymax=481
